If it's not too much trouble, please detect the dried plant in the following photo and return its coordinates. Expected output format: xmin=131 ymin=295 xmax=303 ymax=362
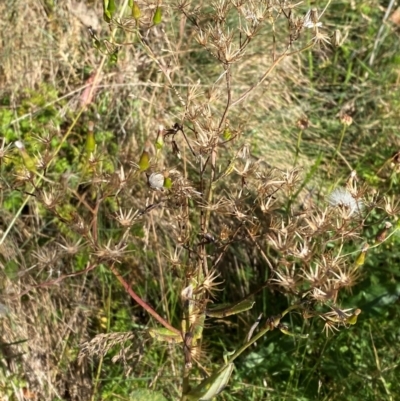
xmin=0 ymin=1 xmax=398 ymax=400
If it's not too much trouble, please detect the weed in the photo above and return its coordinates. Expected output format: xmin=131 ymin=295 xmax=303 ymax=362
xmin=1 ymin=1 xmax=400 ymax=401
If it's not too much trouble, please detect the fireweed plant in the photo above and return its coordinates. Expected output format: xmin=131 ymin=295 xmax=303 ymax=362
xmin=1 ymin=1 xmax=399 ymax=400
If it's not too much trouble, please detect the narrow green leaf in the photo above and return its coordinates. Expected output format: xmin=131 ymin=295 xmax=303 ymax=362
xmin=103 ymin=0 xmax=111 ymax=22
xmin=186 ymin=363 xmax=234 ymax=401
xmin=149 ymin=327 xmax=183 ymax=343
xmin=107 ymin=0 xmax=116 ymax=17
xmin=206 ymin=300 xmax=255 ymax=317
xmin=103 ymin=0 xmax=116 ymax=22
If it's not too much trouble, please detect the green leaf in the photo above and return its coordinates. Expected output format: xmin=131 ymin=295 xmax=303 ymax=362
xmin=205 ymin=299 xmax=255 ymax=317
xmin=186 ymin=363 xmax=234 ymax=401
xmin=149 ymin=327 xmax=183 ymax=343
xmin=103 ymin=0 xmax=116 ymax=23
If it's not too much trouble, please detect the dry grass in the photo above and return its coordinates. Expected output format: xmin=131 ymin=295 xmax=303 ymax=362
xmin=1 ymin=270 xmax=94 ymax=399
xmin=0 ymin=0 xmax=313 ymax=165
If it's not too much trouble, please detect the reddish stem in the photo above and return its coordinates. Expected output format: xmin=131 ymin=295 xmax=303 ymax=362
xmin=109 ymin=263 xmax=181 ymax=336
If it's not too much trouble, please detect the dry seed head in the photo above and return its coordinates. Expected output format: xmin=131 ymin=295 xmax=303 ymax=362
xmin=317 ymin=252 xmax=343 ymax=272
xmin=304 ymin=209 xmax=329 ymax=233
xmin=116 ymin=165 xmax=128 ymax=190
xmin=34 ymin=152 xmax=48 ymax=170
xmin=94 ymin=240 xmax=129 ymax=263
xmin=328 ymin=187 xmax=363 ymax=218
xmin=220 ymin=224 xmax=231 ymax=241
xmin=322 ymin=318 xmax=340 ymax=336
xmin=197 ymin=269 xmax=224 ymax=298
xmin=340 ymin=113 xmax=353 ymax=126
xmin=383 ymin=196 xmax=400 ymax=216
xmin=242 ymin=3 xmax=269 ymax=27
xmin=283 ymin=168 xmax=302 ymax=188
xmin=32 ymin=132 xmax=53 ymax=146
xmin=267 ymin=229 xmax=289 ymax=252
xmin=57 ymin=238 xmax=83 ymax=255
xmin=270 ymin=265 xmax=299 ymax=293
xmin=213 ymin=0 xmax=230 ymax=22
xmin=259 ymin=194 xmax=277 ymax=214
xmin=310 ymin=30 xmax=331 ymax=48
xmin=304 ymin=8 xmax=322 ymax=29
xmin=196 ymin=29 xmax=209 ymax=46
xmin=39 ymin=188 xmax=59 ymax=209
xmin=345 ymin=170 xmax=358 ymax=191
xmin=168 ymin=246 xmax=183 ymax=267
xmin=310 ymin=286 xmax=338 ymax=303
xmin=14 ymin=167 xmax=33 ymax=182
xmin=32 ymin=246 xmax=59 ymax=268
xmin=289 ymin=238 xmax=310 ymax=260
xmin=296 ymin=118 xmax=310 ymax=130
xmin=301 ymin=263 xmax=327 ymax=288
xmin=115 ymin=208 xmax=139 ymax=227
xmin=330 ymin=265 xmax=360 ymax=290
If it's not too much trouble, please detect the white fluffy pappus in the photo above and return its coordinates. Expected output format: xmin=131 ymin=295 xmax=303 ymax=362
xmin=328 ymin=187 xmax=363 ymax=217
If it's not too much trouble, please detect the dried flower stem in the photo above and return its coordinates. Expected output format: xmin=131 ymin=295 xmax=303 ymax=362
xmin=109 ymin=263 xmax=181 ymax=336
